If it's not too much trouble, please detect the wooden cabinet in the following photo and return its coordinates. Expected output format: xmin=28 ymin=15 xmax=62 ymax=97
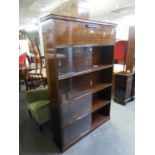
xmin=114 ymin=71 xmax=135 ymax=105
xmin=131 ymin=73 xmax=135 ymax=100
xmin=41 ymin=14 xmax=116 ymax=152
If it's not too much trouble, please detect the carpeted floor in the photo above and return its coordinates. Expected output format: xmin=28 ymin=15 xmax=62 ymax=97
xmin=19 ymin=87 xmax=134 ymax=155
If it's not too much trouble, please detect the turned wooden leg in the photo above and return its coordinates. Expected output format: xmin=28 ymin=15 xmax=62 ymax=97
xmin=19 ymin=81 xmax=21 ymax=92
xmin=39 ymin=125 xmax=43 ymax=132
xmin=28 ymin=111 xmax=32 ymax=119
xmin=24 ymin=78 xmax=28 ymax=91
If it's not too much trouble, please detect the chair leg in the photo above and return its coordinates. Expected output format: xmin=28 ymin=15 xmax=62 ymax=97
xmin=24 ymin=78 xmax=28 ymax=90
xmin=39 ymin=125 xmax=43 ymax=132
xmin=28 ymin=111 xmax=32 ymax=119
xmin=43 ymin=81 xmax=45 ymax=87
xmin=19 ymin=81 xmax=21 ymax=92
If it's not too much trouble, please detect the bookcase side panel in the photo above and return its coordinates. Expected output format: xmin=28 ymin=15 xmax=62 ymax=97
xmin=42 ymin=19 xmax=63 ymax=150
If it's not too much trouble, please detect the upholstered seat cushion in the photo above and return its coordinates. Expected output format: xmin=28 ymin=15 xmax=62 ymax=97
xmin=27 ymin=99 xmax=51 ymax=125
xmin=26 ymin=88 xmax=49 ymax=103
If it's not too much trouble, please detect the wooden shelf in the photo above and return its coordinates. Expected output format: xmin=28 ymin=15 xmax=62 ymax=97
xmin=92 ymin=114 xmax=110 ymax=129
xmin=58 ymin=64 xmax=113 ymax=80
xmin=56 ymin=43 xmax=115 ymax=49
xmin=62 ymin=99 xmax=110 ymax=128
xmin=62 ymin=83 xmax=112 ymax=104
xmin=91 ymin=83 xmax=112 ymax=94
xmin=92 ymin=100 xmax=110 ymax=112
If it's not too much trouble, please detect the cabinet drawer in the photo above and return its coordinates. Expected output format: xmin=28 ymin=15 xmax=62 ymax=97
xmin=60 ymin=95 xmax=92 ymax=127
xmin=62 ymin=113 xmax=91 ymax=145
xmin=54 ymin=19 xmax=116 ymax=45
xmin=71 ymin=22 xmax=115 ymax=45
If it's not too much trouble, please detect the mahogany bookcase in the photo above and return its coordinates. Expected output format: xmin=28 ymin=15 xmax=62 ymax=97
xmin=41 ymin=14 xmax=116 ymax=152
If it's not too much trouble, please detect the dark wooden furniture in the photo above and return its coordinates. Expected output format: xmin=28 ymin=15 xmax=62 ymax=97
xmin=41 ymin=14 xmax=116 ymax=152
xmin=28 ymin=38 xmax=45 ymax=73
xmin=19 ymin=65 xmax=28 ymax=91
xmin=19 ymin=53 xmax=31 ymax=91
xmin=114 ymin=71 xmax=134 ymax=105
xmin=126 ymin=26 xmax=135 ymax=72
xmin=27 ymin=38 xmax=47 ymax=89
xmin=113 ymin=26 xmax=135 ymax=105
xmin=131 ymin=72 xmax=135 ymax=100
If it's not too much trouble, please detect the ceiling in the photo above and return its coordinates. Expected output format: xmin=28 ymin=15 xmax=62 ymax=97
xmin=19 ymin=0 xmax=135 ymax=28
xmin=19 ymin=0 xmax=62 ymax=25
xmin=90 ymin=0 xmax=134 ymax=22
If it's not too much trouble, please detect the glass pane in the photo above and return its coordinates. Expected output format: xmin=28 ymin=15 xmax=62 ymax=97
xmin=63 ymin=114 xmax=91 ymax=145
xmin=56 ymin=46 xmax=114 ymax=77
xmin=56 ymin=47 xmax=93 ymax=76
xmin=58 ymin=68 xmax=112 ymax=103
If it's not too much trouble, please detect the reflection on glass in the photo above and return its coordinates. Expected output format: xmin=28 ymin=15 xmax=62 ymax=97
xmin=56 ymin=46 xmax=113 ymax=78
xmin=58 ymin=68 xmax=112 ymax=103
xmin=57 ymin=47 xmax=93 ymax=76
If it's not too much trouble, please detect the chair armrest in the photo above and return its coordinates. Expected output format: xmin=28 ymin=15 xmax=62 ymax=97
xmin=26 ymin=88 xmax=49 ymax=103
xmin=38 ymin=100 xmax=50 ymax=108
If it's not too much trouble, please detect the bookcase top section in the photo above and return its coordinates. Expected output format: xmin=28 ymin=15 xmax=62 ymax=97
xmin=41 ymin=14 xmax=117 ymax=27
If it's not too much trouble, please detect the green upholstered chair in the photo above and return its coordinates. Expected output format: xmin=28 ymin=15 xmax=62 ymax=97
xmin=26 ymin=88 xmax=51 ymax=131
